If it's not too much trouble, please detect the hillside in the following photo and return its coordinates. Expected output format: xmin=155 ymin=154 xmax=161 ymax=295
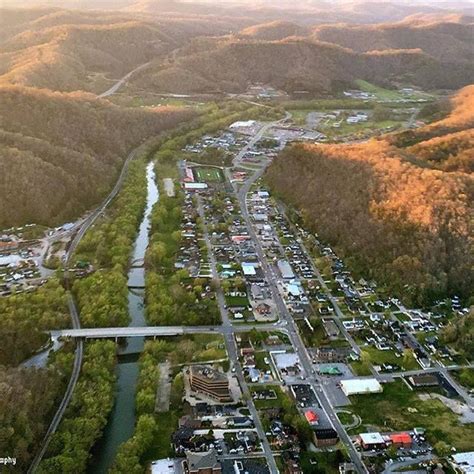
xmin=266 ymin=140 xmax=473 ymax=306
xmin=0 ymin=8 xmax=243 ymax=92
xmin=0 ymin=86 xmax=194 ymax=227
xmin=239 ymin=21 xmax=310 ymax=41
xmin=133 ymin=34 xmax=474 ymax=94
xmin=383 ymin=84 xmax=474 ymax=172
xmin=313 ymin=19 xmax=474 ymax=64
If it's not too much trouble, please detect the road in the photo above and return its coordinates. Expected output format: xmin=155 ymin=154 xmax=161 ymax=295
xmin=98 ymin=62 xmax=151 ymax=98
xmin=233 ymin=164 xmax=368 ymax=473
xmin=50 ymin=323 xmax=286 ymax=339
xmin=195 ymin=197 xmax=279 ymax=472
xmin=28 ymin=118 xmax=151 ymax=473
xmin=382 ymin=454 xmax=434 ymax=473
xmin=233 ymin=112 xmax=290 ymax=168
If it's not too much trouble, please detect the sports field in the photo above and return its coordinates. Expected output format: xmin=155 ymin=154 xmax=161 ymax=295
xmin=193 ymin=167 xmax=223 ymax=182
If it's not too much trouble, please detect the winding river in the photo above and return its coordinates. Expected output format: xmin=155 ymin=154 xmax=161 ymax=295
xmin=90 ymin=161 xmax=159 ymax=473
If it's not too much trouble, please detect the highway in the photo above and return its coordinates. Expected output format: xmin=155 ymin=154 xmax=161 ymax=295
xmin=28 ymin=104 xmax=152 ymax=472
xmin=98 ymin=62 xmax=152 ymax=98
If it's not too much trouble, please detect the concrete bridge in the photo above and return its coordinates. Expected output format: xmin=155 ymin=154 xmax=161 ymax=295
xmin=50 ymin=323 xmax=282 ymax=339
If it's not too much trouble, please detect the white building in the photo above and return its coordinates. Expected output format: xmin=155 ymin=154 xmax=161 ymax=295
xmin=151 ymin=458 xmax=179 ymax=474
xmin=340 ymin=378 xmax=383 ymax=396
xmin=452 ymin=452 xmax=474 ymax=474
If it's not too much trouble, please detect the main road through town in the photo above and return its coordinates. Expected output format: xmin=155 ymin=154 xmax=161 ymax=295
xmin=234 ymin=164 xmax=369 ymax=473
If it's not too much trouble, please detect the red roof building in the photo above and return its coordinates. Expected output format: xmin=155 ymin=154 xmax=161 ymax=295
xmin=305 ymin=410 xmax=319 ymax=424
xmin=389 ymin=433 xmax=412 ymax=448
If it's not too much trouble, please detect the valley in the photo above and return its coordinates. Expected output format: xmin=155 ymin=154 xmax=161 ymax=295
xmin=0 ymin=2 xmax=472 ymax=474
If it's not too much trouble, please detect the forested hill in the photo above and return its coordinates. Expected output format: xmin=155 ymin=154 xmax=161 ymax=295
xmin=133 ymin=32 xmax=474 ymax=94
xmin=384 ymin=84 xmax=474 ymax=173
xmin=265 ymin=87 xmax=474 ymax=306
xmin=0 ymin=86 xmax=194 ymax=227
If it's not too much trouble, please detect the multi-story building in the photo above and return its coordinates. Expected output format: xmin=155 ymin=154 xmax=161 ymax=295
xmin=189 ymin=365 xmax=232 ymax=402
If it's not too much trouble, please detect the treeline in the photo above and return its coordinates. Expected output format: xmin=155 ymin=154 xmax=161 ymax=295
xmin=72 ymin=159 xmax=149 ymax=327
xmin=0 ymin=345 xmax=74 ymax=471
xmin=383 ymin=85 xmax=474 ymax=173
xmin=442 ymin=310 xmax=474 ymax=360
xmin=110 ymin=340 xmax=188 ymax=473
xmin=0 ymin=85 xmax=194 ymax=227
xmin=0 ymin=279 xmax=70 ymax=366
xmin=110 ymin=345 xmax=161 ymax=473
xmin=38 ymin=341 xmax=117 ymax=474
xmin=266 ymin=141 xmax=474 ymax=306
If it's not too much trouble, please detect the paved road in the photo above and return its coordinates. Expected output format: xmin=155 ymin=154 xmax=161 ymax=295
xmin=382 ymin=454 xmax=434 ymax=473
xmin=233 ymin=112 xmax=290 ymax=168
xmin=29 ymin=122 xmax=150 ymax=473
xmin=234 ymin=166 xmax=368 ymax=473
xmin=98 ymin=62 xmax=151 ymax=98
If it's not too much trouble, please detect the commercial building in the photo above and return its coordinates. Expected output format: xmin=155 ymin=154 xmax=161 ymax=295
xmin=358 ymin=432 xmax=386 ymax=450
xmin=151 ymin=458 xmax=180 ymax=474
xmin=189 ymin=365 xmax=232 ymax=402
xmin=451 ymin=451 xmax=474 ymax=474
xmin=305 ymin=410 xmax=319 ymax=425
xmin=340 ymin=378 xmax=383 ymax=396
xmin=278 ymin=260 xmax=295 ymax=279
xmin=389 ymin=432 xmax=412 ymax=448
xmin=313 ymin=428 xmax=339 ymax=447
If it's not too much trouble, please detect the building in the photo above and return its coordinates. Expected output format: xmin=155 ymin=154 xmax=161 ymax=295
xmin=183 ymin=450 xmax=222 ymax=474
xmin=316 ymin=347 xmax=351 ymax=363
xmin=277 ymin=260 xmax=295 ymax=279
xmin=359 ymin=432 xmax=386 ymax=450
xmin=389 ymin=432 xmax=412 ymax=448
xmin=189 ymin=365 xmax=232 ymax=402
xmin=184 ymin=183 xmax=208 ymax=191
xmin=151 ymin=458 xmax=180 ymax=474
xmin=340 ymin=378 xmax=383 ymax=396
xmin=313 ymin=428 xmax=339 ymax=447
xmin=409 ymin=374 xmax=439 ymax=388
xmin=451 ymin=451 xmax=474 ymax=474
xmin=305 ymin=410 xmax=319 ymax=425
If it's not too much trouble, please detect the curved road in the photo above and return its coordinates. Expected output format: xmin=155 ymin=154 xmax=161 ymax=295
xmin=98 ymin=62 xmax=152 ymax=98
xmin=28 ymin=127 xmax=148 ymax=473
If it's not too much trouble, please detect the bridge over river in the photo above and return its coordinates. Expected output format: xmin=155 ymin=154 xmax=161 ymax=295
xmin=50 ymin=323 xmax=284 ymax=339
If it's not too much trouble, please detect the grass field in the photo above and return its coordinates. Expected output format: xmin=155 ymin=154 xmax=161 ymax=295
xmin=350 ymin=380 xmax=474 ymax=450
xmin=193 ymin=167 xmax=223 ymax=182
xmin=355 ymin=79 xmax=404 ymax=101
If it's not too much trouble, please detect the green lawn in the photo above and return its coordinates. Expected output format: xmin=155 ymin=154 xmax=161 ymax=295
xmin=300 ymin=450 xmax=347 ymax=474
xmin=363 ymin=346 xmax=420 ymax=370
xmin=251 ymin=385 xmax=287 ymax=409
xmin=451 ymin=368 xmax=474 ymax=389
xmin=193 ymin=167 xmax=223 ymax=182
xmin=350 ymin=380 xmax=474 ymax=451
xmin=354 ymin=79 xmax=403 ymax=101
xmin=225 ymin=294 xmax=250 ymax=308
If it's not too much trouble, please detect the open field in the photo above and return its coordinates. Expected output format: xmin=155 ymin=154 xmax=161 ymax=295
xmin=350 ymin=380 xmax=474 ymax=450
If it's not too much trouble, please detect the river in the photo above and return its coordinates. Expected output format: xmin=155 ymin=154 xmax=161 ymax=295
xmin=90 ymin=161 xmax=159 ymax=473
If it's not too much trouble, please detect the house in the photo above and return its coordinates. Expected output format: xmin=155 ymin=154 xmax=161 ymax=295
xmin=183 ymin=450 xmax=222 ymax=474
xmin=151 ymin=458 xmax=179 ymax=474
xmin=451 ymin=451 xmax=474 ymax=474
xmin=316 ymin=347 xmax=350 ymax=363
